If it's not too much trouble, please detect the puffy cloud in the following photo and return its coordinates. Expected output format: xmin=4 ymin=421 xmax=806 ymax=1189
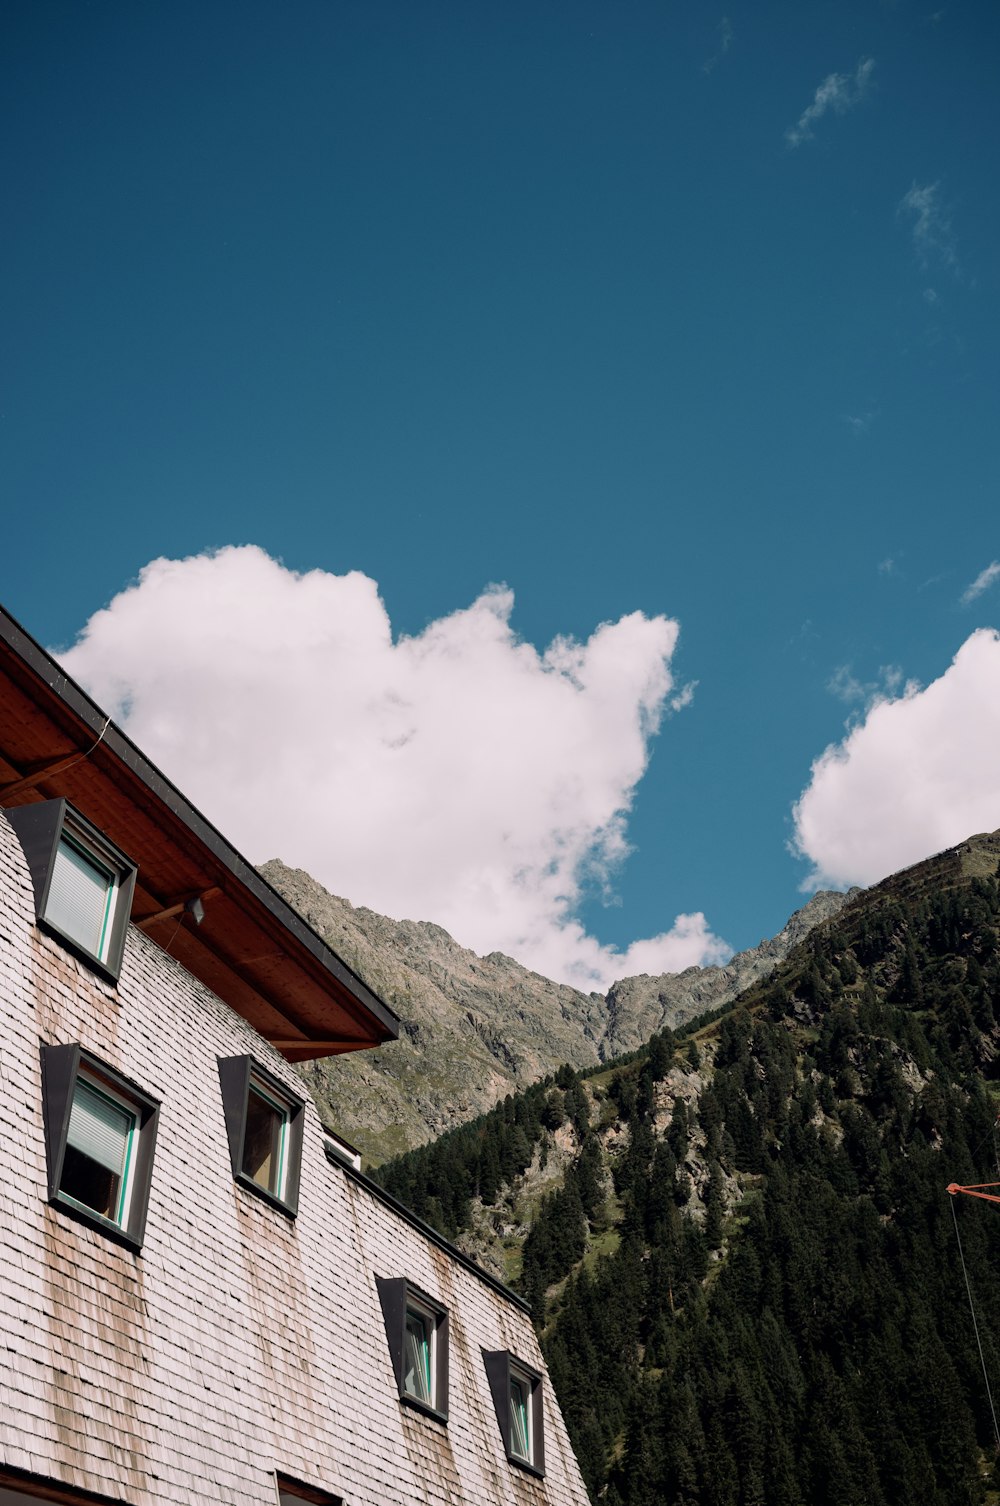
xmin=59 ymin=546 xmax=729 ymax=990
xmin=785 ymin=57 xmax=875 ymax=148
xmin=793 ymin=629 xmax=1000 ymax=888
xmin=961 ymin=561 xmax=1000 ymax=606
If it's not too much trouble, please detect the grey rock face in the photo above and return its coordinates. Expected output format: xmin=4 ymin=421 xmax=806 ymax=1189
xmin=600 ymin=887 xmax=858 ymax=1058
xmin=261 ymin=859 xmax=852 ymax=1164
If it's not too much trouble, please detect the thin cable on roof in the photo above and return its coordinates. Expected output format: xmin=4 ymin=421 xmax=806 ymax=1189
xmin=64 ymin=714 xmax=113 ymax=772
xmin=0 ymin=715 xmax=113 ymax=804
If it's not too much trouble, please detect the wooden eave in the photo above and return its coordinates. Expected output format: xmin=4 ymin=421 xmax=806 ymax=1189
xmin=0 ymin=607 xmax=399 ymax=1061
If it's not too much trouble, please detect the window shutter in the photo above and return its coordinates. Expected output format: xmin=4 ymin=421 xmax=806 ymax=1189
xmin=47 ymin=839 xmax=113 ymax=959
xmin=376 ymin=1278 xmax=407 ymax=1392
xmin=67 ymin=1081 xmax=132 ymax=1172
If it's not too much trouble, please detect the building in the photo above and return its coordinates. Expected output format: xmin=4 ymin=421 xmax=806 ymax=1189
xmin=0 ymin=605 xmax=592 ymax=1506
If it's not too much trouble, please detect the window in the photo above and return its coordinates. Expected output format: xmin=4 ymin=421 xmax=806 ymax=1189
xmin=40 ymin=1043 xmax=160 ymax=1250
xmin=62 ymin=1075 xmax=137 ymax=1225
xmin=509 ymin=1370 xmax=532 ymax=1463
xmin=275 ymin=1476 xmax=342 ymax=1506
xmin=218 ymin=1056 xmax=304 ymax=1215
xmin=483 ymin=1351 xmax=545 ymax=1476
xmin=322 ymin=1130 xmax=361 ymax=1172
xmin=7 ymin=799 xmax=137 ymax=982
xmin=0 ymin=1460 xmax=142 ymax=1502
xmin=403 ymin=1299 xmax=436 ymax=1406
xmin=242 ymin=1078 xmax=289 ymax=1196
xmin=376 ymin=1277 xmax=449 ymax=1421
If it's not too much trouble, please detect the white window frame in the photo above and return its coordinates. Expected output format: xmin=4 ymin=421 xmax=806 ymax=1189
xmin=217 ymin=1055 xmax=306 ymax=1217
xmin=40 ymin=1042 xmax=160 ymax=1251
xmin=49 ymin=828 xmax=121 ymax=966
xmin=60 ymin=1070 xmax=139 ymax=1228
xmin=403 ymin=1296 xmax=438 ymax=1408
xmin=375 ymin=1277 xmax=449 ymax=1421
xmin=483 ymin=1349 xmax=545 ymax=1477
xmin=243 ymin=1075 xmax=291 ymax=1201
xmin=7 ymin=798 xmax=137 ymax=983
xmin=508 ymin=1367 xmax=533 ymax=1464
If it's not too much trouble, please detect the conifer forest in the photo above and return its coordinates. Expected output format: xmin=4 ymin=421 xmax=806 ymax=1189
xmin=375 ymin=841 xmax=1000 ymax=1504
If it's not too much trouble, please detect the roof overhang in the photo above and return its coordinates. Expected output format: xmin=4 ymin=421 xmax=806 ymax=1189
xmin=0 ymin=606 xmax=399 ymax=1062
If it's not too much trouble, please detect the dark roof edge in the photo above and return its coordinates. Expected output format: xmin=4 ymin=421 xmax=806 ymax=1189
xmin=335 ymin=1149 xmax=533 ymax=1316
xmin=0 ymin=1461 xmax=132 ymax=1506
xmin=0 ymin=606 xmax=399 ymax=1041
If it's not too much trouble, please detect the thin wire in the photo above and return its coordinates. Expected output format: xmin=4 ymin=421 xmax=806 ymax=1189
xmin=159 ymin=914 xmax=185 ymax=958
xmin=0 ymin=714 xmax=113 ymax=805
xmin=968 ymin=1112 xmax=1000 ymax=1168
xmin=950 ymin=1193 xmax=1000 ymax=1453
xmin=38 ymin=715 xmax=113 ymax=783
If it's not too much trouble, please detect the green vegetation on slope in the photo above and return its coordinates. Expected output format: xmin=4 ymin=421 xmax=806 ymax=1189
xmin=377 ymin=849 xmax=1000 ymax=1505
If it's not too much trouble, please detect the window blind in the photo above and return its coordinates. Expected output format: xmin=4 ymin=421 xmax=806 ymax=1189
xmin=48 ymin=838 xmax=114 ymax=958
xmin=67 ymin=1080 xmax=132 ymax=1173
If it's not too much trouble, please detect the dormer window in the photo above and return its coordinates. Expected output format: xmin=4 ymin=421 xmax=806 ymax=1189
xmin=40 ymin=1043 xmax=160 ymax=1250
xmin=403 ymin=1299 xmax=436 ymax=1406
xmin=376 ymin=1277 xmax=449 ymax=1421
xmin=483 ymin=1351 xmax=545 ymax=1476
xmin=217 ymin=1056 xmax=305 ymax=1216
xmin=62 ymin=1073 xmax=138 ymax=1225
xmin=49 ymin=831 xmax=119 ymax=960
xmin=242 ymin=1076 xmax=290 ymax=1199
xmin=7 ymin=799 xmax=137 ymax=982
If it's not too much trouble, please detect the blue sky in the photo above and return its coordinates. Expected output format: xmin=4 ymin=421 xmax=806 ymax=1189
xmin=2 ymin=1 xmax=999 ymax=986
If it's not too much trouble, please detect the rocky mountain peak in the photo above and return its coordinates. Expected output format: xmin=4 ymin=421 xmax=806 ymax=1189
xmin=262 ymin=858 xmax=855 ymax=1163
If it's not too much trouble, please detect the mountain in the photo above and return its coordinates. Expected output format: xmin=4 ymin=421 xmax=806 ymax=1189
xmin=600 ymin=885 xmax=853 ymax=1058
xmin=261 ymin=858 xmax=851 ymax=1162
xmin=373 ymin=830 xmax=1000 ymax=1504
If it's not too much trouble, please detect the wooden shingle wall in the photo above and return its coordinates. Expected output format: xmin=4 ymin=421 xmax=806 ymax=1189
xmin=0 ymin=815 xmax=591 ymax=1506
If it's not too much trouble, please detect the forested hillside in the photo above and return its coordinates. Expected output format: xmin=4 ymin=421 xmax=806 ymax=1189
xmin=375 ymin=832 xmax=1000 ymax=1504
xmin=264 ymin=857 xmax=847 ymax=1161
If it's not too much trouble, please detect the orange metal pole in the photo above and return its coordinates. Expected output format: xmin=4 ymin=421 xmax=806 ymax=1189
xmin=948 ymin=1183 xmax=1000 ymax=1206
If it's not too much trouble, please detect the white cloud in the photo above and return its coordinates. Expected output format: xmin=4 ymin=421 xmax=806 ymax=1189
xmin=961 ymin=561 xmax=1000 ymax=606
xmin=58 ymin=546 xmax=729 ymax=991
xmin=669 ymin=681 xmax=698 ymax=713
xmin=827 ymin=663 xmax=905 ymax=706
xmin=878 ymin=557 xmax=896 ymax=576
xmin=898 ymin=181 xmax=958 ymax=271
xmin=844 ymin=411 xmax=875 ymax=435
xmin=785 ymin=57 xmax=875 ymax=147
xmin=793 ymin=629 xmax=1000 ymax=888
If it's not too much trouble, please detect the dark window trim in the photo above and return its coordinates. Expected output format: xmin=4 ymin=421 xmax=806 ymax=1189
xmin=218 ymin=1055 xmax=304 ymax=1216
xmin=40 ymin=1042 xmax=160 ymax=1252
xmin=275 ymin=1473 xmax=342 ymax=1506
xmin=483 ymin=1350 xmax=545 ymax=1478
xmin=7 ymin=798 xmax=137 ymax=983
xmin=0 ymin=1461 xmax=135 ymax=1505
xmin=376 ymin=1276 xmax=449 ymax=1423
